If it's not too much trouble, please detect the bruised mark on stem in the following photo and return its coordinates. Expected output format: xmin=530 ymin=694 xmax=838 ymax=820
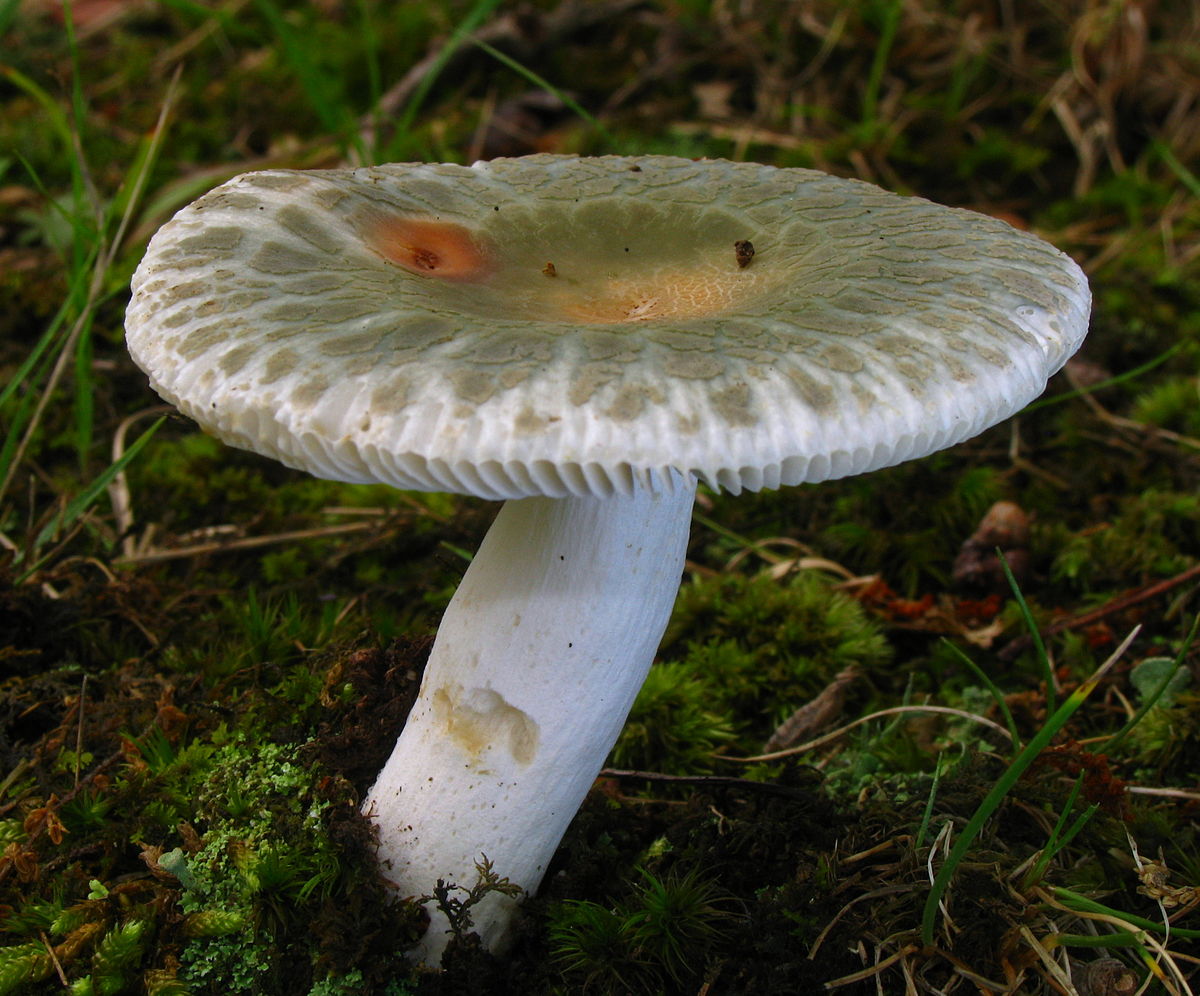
xmin=433 ymin=684 xmax=540 ymax=766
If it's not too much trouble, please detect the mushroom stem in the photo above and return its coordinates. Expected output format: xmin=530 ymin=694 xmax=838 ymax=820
xmin=363 ymin=477 xmax=698 ymax=963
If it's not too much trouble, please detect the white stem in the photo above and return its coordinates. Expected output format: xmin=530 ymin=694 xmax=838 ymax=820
xmin=363 ymin=479 xmax=697 ymax=964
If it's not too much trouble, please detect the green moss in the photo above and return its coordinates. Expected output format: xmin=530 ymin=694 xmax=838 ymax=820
xmin=1131 ymin=375 xmax=1200 ymax=435
xmin=773 ymin=462 xmax=1005 ymax=593
xmin=612 ymin=661 xmax=737 ymax=774
xmin=1125 ymin=690 xmax=1200 ymax=780
xmin=662 ymin=569 xmax=891 ymax=741
xmin=547 ymin=866 xmax=736 ymax=992
xmin=89 ymin=919 xmax=149 ymax=992
xmin=129 ymin=433 xmax=342 ymax=531
xmin=1051 ymin=490 xmax=1200 ymax=591
xmin=305 ymin=970 xmax=416 ymax=996
xmin=168 ymin=738 xmax=371 ymax=992
xmin=0 ymin=941 xmax=54 ymax=994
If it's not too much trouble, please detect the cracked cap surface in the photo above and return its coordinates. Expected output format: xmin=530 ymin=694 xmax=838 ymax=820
xmin=125 ymin=154 xmax=1091 ymax=499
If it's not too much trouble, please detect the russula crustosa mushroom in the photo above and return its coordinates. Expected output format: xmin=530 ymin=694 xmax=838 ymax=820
xmin=125 ymin=154 xmax=1091 ymax=963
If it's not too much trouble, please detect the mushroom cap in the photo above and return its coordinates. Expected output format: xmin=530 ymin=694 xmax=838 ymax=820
xmin=126 ymin=155 xmax=1090 ymax=499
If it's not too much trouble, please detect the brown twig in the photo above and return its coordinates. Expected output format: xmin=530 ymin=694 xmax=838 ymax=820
xmin=39 ymin=931 xmax=68 ymax=986
xmin=822 ymin=942 xmax=921 ymax=990
xmin=998 ymin=562 xmax=1200 ymax=660
xmin=724 ymin=705 xmax=1012 ymax=765
xmin=1067 ymin=362 xmax=1200 ymax=456
xmin=113 ymin=520 xmax=389 ymax=565
xmin=109 ymin=406 xmax=175 ymax=559
xmin=763 ymin=666 xmax=858 ymax=754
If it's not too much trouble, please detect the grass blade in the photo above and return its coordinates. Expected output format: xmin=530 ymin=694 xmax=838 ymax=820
xmin=393 ymin=0 xmax=504 ymax=146
xmin=921 ymin=626 xmax=1139 ymax=945
xmin=941 ymin=637 xmax=1020 ymax=749
xmin=253 ymin=0 xmax=365 ymax=162
xmin=1103 ymin=613 xmax=1200 ymax=753
xmin=17 ymin=418 xmax=165 ymax=582
xmin=999 ymin=550 xmax=1055 ymax=714
xmin=1021 ymin=341 xmax=1183 ymax=415
xmin=472 ymin=38 xmax=614 ymax=144
xmin=1051 ymin=888 xmax=1200 ymax=940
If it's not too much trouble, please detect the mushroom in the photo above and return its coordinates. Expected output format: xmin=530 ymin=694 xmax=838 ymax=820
xmin=124 ymin=154 xmax=1091 ymax=963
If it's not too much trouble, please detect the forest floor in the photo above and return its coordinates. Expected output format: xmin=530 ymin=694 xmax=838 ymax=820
xmin=2 ymin=1 xmax=1199 ymax=993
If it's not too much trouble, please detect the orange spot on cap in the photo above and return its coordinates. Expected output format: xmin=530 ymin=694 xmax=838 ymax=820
xmin=369 ymin=217 xmax=492 ymax=281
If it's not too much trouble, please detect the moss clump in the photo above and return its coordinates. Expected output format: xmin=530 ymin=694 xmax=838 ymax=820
xmin=547 ymin=865 xmax=737 ymax=992
xmin=1050 ymin=489 xmax=1200 ymax=591
xmin=1131 ymin=374 xmax=1200 ymax=436
xmin=0 ymin=649 xmax=423 ymax=996
xmin=611 ymin=661 xmax=737 ymax=774
xmin=660 ymin=569 xmax=891 ymax=741
xmin=173 ymin=735 xmax=417 ymax=994
xmin=612 ymin=568 xmax=891 ymax=782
